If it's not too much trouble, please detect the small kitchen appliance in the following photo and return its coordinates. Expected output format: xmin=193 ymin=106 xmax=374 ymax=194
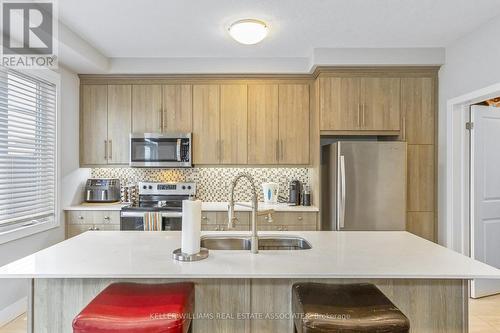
xmin=129 ymin=132 xmax=192 ymax=168
xmin=120 ymin=182 xmax=196 ymax=231
xmin=262 ymin=182 xmax=279 ymax=204
xmin=288 ymin=180 xmax=302 ymax=206
xmin=85 ymin=179 xmax=121 ymax=203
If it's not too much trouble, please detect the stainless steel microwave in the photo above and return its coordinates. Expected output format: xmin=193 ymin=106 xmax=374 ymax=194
xmin=129 ymin=133 xmax=192 ymax=167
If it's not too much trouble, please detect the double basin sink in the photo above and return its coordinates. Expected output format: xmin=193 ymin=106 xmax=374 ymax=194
xmin=200 ymin=235 xmax=312 ymax=251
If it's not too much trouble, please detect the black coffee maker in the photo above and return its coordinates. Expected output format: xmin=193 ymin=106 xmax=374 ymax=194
xmin=288 ymin=180 xmax=301 ymax=206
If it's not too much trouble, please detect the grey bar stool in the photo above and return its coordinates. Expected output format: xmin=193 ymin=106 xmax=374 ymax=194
xmin=292 ymin=283 xmax=410 ymax=333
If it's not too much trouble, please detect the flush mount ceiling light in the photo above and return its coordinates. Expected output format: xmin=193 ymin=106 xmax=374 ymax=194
xmin=228 ymin=19 xmax=268 ymax=45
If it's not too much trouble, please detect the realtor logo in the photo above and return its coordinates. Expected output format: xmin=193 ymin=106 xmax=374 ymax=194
xmin=1 ymin=0 xmax=58 ymax=68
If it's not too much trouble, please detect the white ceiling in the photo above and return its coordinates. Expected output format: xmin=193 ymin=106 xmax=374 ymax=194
xmin=58 ymin=0 xmax=500 ymax=59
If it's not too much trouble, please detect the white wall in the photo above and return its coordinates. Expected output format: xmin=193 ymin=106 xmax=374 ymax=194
xmin=0 ymin=66 xmax=89 ymax=325
xmin=438 ymin=15 xmax=500 ymax=246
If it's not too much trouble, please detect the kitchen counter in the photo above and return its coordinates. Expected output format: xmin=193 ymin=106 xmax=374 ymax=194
xmin=64 ymin=202 xmax=319 ymax=212
xmin=0 ymin=231 xmax=498 ymax=279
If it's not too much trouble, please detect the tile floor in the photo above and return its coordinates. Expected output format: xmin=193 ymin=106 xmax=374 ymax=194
xmin=0 ymin=295 xmax=499 ymax=332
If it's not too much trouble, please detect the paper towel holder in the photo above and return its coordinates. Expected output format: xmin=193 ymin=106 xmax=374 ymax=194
xmin=172 ymin=248 xmax=209 ymax=261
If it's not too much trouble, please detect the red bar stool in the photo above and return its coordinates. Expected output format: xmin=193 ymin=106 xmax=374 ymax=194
xmin=73 ymin=282 xmax=194 ymax=333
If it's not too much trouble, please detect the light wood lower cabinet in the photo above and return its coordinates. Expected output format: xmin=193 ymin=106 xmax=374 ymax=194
xmin=407 ymin=145 xmax=434 ymax=212
xmin=201 ymin=211 xmax=318 ymax=231
xmin=65 ymin=210 xmax=120 ymax=239
xmin=407 ymin=212 xmax=434 ymax=242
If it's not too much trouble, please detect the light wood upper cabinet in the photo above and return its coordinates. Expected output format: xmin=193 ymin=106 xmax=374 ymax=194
xmin=248 ymin=84 xmax=279 ymax=164
xmin=192 ymin=84 xmax=220 ymax=164
xmin=319 ymin=77 xmax=360 ymax=131
xmin=360 ymin=77 xmax=400 ymax=131
xmin=131 ymin=85 xmax=162 ymax=133
xmin=162 ymin=85 xmax=192 ymax=133
xmin=319 ymin=76 xmax=400 ymax=132
xmin=107 ymin=85 xmax=131 ymax=164
xmin=279 ymin=84 xmax=310 ymax=164
xmin=220 ymin=85 xmax=247 ymax=164
xmin=407 ymin=144 xmax=434 ymax=212
xmin=402 ymin=77 xmax=435 ymax=144
xmin=80 ymin=85 xmax=108 ymax=165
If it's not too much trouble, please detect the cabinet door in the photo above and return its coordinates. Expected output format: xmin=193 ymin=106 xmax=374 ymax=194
xmin=278 ymin=84 xmax=310 ymax=164
xmin=163 ymin=84 xmax=192 ymax=132
xmin=248 ymin=84 xmax=279 ymax=164
xmin=407 ymin=212 xmax=435 ymax=241
xmin=220 ymin=85 xmax=247 ymax=164
xmin=360 ymin=78 xmax=400 ymax=131
xmin=80 ymin=85 xmax=108 ymax=165
xmin=319 ymin=77 xmax=360 ymax=131
xmin=192 ymin=85 xmax=220 ymax=164
xmin=407 ymin=145 xmax=434 ymax=212
xmin=131 ymin=85 xmax=162 ymax=133
xmin=401 ymin=78 xmax=435 ymax=144
xmin=107 ymin=85 xmax=131 ymax=164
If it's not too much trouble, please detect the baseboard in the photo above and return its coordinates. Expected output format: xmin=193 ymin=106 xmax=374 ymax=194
xmin=0 ymin=297 xmax=27 ymax=327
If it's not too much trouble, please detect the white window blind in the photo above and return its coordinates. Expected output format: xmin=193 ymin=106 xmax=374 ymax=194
xmin=0 ymin=67 xmax=57 ymax=232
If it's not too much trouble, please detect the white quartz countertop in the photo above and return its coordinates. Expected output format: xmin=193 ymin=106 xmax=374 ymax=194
xmin=0 ymin=231 xmax=499 ymax=279
xmin=64 ymin=202 xmax=319 ymax=212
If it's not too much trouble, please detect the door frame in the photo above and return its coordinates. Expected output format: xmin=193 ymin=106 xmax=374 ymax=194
xmin=443 ymin=82 xmax=500 ymax=256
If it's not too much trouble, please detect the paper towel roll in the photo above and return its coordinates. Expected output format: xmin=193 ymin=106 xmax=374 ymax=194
xmin=182 ymin=199 xmax=201 ymax=255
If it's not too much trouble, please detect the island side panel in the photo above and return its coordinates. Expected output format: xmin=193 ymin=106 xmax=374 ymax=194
xmin=251 ymin=278 xmax=468 ymax=333
xmin=34 ymin=278 xmax=467 ymax=333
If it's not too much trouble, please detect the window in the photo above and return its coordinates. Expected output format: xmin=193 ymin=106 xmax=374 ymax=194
xmin=0 ymin=67 xmax=57 ymax=233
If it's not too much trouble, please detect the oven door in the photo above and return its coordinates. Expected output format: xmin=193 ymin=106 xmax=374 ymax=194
xmin=129 ymin=133 xmax=191 ymax=167
xmin=120 ymin=211 xmax=183 ymax=231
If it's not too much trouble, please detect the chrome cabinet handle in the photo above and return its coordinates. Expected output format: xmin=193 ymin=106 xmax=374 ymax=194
xmin=104 ymin=140 xmax=108 ymax=160
xmin=362 ymin=104 xmax=366 ymax=127
xmin=88 ymin=227 xmax=93 ymax=231
xmin=158 ymin=110 xmax=163 ymax=131
xmin=276 ymin=140 xmax=280 ymax=162
xmin=202 ymin=216 xmax=208 ymax=220
xmin=280 ymin=140 xmax=284 ymax=160
xmin=338 ymin=155 xmax=346 ymax=229
xmin=297 ymin=216 xmax=303 ymax=221
xmin=103 ymin=216 xmax=110 ymax=222
xmin=108 ymin=140 xmax=112 ymax=160
xmin=357 ymin=104 xmax=361 ymax=127
xmin=78 ymin=215 xmax=84 ymax=220
xmin=402 ymin=116 xmax=406 ymax=140
xmin=94 ymin=227 xmax=100 ymax=231
xmin=221 ymin=140 xmax=224 ymax=161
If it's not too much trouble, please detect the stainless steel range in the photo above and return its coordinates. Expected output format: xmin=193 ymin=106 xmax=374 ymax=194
xmin=120 ymin=182 xmax=196 ymax=231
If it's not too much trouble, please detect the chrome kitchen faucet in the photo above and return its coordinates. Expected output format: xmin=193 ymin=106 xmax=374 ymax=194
xmin=228 ymin=173 xmax=274 ymax=254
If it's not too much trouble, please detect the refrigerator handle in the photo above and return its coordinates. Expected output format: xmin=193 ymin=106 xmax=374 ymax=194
xmin=339 ymin=155 xmax=346 ymax=229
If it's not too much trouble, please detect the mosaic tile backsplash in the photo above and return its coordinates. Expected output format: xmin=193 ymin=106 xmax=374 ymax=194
xmin=91 ymin=168 xmax=311 ymax=202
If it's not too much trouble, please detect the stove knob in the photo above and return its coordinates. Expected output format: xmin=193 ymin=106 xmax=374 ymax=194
xmin=182 ymin=186 xmax=186 ymax=190
xmin=142 ymin=185 xmax=147 ymax=190
xmin=187 ymin=186 xmax=192 ymax=190
xmin=148 ymin=185 xmax=153 ymax=190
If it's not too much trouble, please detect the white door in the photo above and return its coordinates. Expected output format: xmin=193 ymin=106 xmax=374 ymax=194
xmin=471 ymin=105 xmax=500 ymax=298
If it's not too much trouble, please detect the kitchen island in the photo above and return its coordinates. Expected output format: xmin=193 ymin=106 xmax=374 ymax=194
xmin=1 ymin=231 xmax=499 ymax=332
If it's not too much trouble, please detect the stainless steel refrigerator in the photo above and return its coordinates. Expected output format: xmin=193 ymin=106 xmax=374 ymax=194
xmin=321 ymin=141 xmax=407 ymax=231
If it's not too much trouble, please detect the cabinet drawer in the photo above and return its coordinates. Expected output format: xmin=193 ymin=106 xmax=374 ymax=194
xmin=93 ymin=224 xmax=120 ymax=231
xmin=201 ymin=212 xmax=217 ymax=225
xmin=67 ymin=211 xmax=90 ymax=224
xmin=87 ymin=211 xmax=120 ymax=225
xmin=202 ymin=224 xmax=249 ymax=231
xmin=216 ymin=211 xmax=250 ymax=226
xmin=260 ymin=212 xmax=317 ymax=226
xmin=66 ymin=224 xmax=94 ymax=238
